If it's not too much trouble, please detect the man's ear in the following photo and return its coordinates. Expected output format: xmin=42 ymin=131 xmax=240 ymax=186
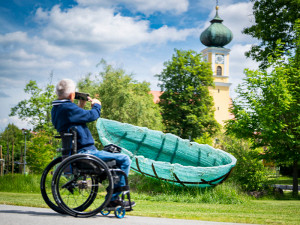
xmin=70 ymin=92 xmax=75 ymax=102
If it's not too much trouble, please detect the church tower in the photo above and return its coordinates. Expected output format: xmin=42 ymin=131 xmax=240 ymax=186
xmin=200 ymin=4 xmax=233 ymax=126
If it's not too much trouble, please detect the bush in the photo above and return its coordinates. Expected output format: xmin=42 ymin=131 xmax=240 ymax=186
xmin=27 ymin=131 xmax=59 ymax=174
xmin=129 ymin=172 xmax=248 ymax=204
xmin=217 ymin=134 xmax=270 ymax=191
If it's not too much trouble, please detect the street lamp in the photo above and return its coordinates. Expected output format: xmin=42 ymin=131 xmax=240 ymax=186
xmin=22 ymin=129 xmax=28 ymax=174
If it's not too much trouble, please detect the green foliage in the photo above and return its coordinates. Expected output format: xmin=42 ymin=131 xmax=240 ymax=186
xmin=0 ymin=124 xmax=24 ymax=174
xmin=10 ymin=80 xmax=56 ymax=132
xmin=226 ymin=58 xmax=299 ymax=165
xmin=194 ymin=132 xmax=213 ymax=145
xmin=238 ymin=16 xmax=300 ymax=195
xmin=26 ymin=132 xmax=58 ymax=174
xmin=156 ymin=49 xmax=220 ymax=140
xmin=217 ymin=134 xmax=270 ymax=191
xmin=243 ymin=0 xmax=299 ymax=69
xmin=78 ymin=60 xmax=164 ymax=137
xmin=225 ymin=40 xmax=300 ymax=194
xmin=129 ymin=172 xmax=247 ymax=204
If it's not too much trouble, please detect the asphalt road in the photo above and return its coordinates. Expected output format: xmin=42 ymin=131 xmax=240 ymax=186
xmin=0 ymin=205 xmax=253 ymax=225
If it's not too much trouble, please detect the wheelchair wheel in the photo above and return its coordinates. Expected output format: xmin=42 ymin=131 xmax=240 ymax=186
xmin=40 ymin=157 xmax=65 ymax=214
xmin=114 ymin=206 xmax=126 ymax=219
xmin=52 ymin=154 xmax=114 ymax=217
xmin=100 ymin=209 xmax=111 ymax=216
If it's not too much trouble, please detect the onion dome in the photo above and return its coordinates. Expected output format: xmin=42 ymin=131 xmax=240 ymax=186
xmin=200 ymin=6 xmax=233 ymax=47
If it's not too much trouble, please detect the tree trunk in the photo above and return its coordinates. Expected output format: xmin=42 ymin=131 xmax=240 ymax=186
xmin=0 ymin=145 xmax=3 ymax=176
xmin=292 ymin=160 xmax=299 ymax=197
xmin=19 ymin=148 xmax=23 ymax=174
xmin=6 ymin=145 xmax=9 ymax=174
xmin=11 ymin=142 xmax=14 ymax=174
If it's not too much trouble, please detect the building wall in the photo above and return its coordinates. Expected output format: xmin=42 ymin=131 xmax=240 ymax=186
xmin=208 ymin=85 xmax=231 ymax=126
xmin=202 ymin=47 xmax=231 ymax=126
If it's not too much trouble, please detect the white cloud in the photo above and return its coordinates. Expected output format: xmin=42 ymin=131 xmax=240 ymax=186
xmin=213 ymin=2 xmax=255 ymax=43
xmin=0 ymin=77 xmax=25 ymax=89
xmin=80 ymin=59 xmax=93 ymax=67
xmin=0 ymin=30 xmax=82 ymax=82
xmin=229 ymin=43 xmax=259 ymax=98
xmin=75 ymin=0 xmax=189 ymax=14
xmin=0 ymin=116 xmax=33 ymax=131
xmin=150 ymin=62 xmax=164 ymax=76
xmin=35 ymin=5 xmax=196 ymax=53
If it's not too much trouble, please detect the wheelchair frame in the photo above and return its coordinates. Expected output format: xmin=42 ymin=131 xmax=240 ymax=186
xmin=40 ymin=127 xmax=132 ymax=218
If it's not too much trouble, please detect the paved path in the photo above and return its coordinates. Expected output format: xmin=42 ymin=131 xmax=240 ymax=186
xmin=273 ymin=184 xmax=300 ymax=190
xmin=0 ymin=205 xmax=253 ymax=225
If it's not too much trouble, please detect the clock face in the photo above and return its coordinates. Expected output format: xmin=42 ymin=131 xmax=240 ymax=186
xmin=215 ymin=54 xmax=224 ymax=64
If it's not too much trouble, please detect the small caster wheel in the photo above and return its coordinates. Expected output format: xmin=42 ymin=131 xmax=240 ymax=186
xmin=100 ymin=209 xmax=111 ymax=216
xmin=114 ymin=206 xmax=125 ymax=218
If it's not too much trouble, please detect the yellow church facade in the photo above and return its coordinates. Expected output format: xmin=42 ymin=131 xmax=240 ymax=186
xmin=202 ymin=47 xmax=232 ymax=126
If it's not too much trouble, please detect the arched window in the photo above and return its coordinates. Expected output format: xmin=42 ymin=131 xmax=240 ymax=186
xmin=217 ymin=66 xmax=222 ymax=76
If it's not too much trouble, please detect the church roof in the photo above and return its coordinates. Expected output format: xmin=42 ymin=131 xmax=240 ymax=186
xmin=200 ymin=7 xmax=233 ymax=48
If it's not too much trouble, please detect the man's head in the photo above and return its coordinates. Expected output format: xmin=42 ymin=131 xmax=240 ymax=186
xmin=56 ymin=79 xmax=76 ymax=100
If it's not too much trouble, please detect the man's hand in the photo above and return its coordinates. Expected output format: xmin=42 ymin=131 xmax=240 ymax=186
xmin=88 ymin=97 xmax=101 ymax=108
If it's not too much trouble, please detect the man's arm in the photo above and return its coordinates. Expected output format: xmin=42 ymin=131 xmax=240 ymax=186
xmin=68 ymin=98 xmax=102 ymax=123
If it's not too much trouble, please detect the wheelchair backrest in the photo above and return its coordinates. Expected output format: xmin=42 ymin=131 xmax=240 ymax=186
xmin=56 ymin=127 xmax=78 ymax=158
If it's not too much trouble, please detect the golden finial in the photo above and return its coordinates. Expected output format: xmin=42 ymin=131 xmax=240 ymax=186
xmin=216 ymin=0 xmax=219 ymax=10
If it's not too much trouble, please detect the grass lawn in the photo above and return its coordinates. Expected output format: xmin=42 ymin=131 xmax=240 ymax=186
xmin=0 ymin=192 xmax=299 ymax=225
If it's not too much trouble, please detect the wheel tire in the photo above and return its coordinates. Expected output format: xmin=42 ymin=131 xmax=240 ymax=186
xmin=52 ymin=154 xmax=114 ymax=218
xmin=114 ymin=206 xmax=126 ymax=219
xmin=40 ymin=157 xmax=65 ymax=214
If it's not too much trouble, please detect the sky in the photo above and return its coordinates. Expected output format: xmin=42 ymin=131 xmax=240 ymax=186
xmin=0 ymin=0 xmax=259 ymax=131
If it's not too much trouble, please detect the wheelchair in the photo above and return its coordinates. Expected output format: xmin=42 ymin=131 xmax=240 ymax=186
xmin=40 ymin=128 xmax=133 ymax=218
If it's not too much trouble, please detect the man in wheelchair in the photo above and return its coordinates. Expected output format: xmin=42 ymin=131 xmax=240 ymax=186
xmin=51 ymin=79 xmax=135 ymax=210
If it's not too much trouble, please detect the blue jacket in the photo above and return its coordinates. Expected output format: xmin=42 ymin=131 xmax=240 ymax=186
xmin=51 ymin=99 xmax=101 ymax=150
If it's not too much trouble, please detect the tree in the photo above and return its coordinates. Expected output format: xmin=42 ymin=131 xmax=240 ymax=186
xmin=26 ymin=131 xmax=57 ymax=174
xmin=243 ymin=0 xmax=299 ymax=69
xmin=156 ymin=49 xmax=220 ymax=140
xmin=0 ymin=124 xmax=23 ymax=174
xmin=77 ymin=60 xmax=164 ymax=145
xmin=225 ymin=52 xmax=300 ymax=196
xmin=10 ymin=80 xmax=56 ymax=132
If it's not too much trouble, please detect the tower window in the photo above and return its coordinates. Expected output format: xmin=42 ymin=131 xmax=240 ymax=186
xmin=217 ymin=66 xmax=222 ymax=76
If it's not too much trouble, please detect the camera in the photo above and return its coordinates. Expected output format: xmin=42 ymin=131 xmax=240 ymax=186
xmin=75 ymin=92 xmax=90 ymax=101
